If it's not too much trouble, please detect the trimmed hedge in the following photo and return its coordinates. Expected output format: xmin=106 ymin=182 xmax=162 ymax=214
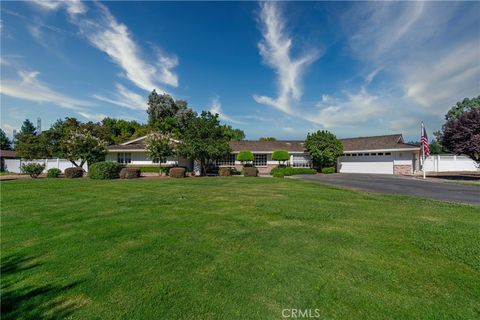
xmin=89 ymin=162 xmax=124 ymax=180
xmin=272 ymin=150 xmax=290 ymax=163
xmin=270 ymin=167 xmax=317 ymax=178
xmin=65 ymin=167 xmax=83 ymax=178
xmin=243 ymin=166 xmax=258 ymax=177
xmin=20 ymin=163 xmax=45 ymax=178
xmin=169 ymin=167 xmax=185 ymax=178
xmin=218 ymin=167 xmax=231 ymax=176
xmin=120 ymin=167 xmax=141 ymax=179
xmin=237 ymin=150 xmax=254 ymax=163
xmin=321 ymin=167 xmax=336 ymax=174
xmin=47 ymin=168 xmax=61 ymax=178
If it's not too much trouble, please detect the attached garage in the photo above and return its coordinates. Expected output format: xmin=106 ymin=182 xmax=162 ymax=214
xmin=337 ymin=134 xmax=420 ymax=175
xmin=338 ymin=153 xmax=394 ymax=174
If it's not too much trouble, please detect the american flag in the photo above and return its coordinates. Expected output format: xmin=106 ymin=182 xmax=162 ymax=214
xmin=421 ymin=122 xmax=430 ymax=158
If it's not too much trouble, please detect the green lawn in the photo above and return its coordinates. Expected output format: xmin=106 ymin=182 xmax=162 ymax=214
xmin=1 ymin=178 xmax=479 ymax=319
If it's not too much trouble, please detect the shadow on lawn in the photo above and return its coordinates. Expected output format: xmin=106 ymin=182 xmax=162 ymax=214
xmin=1 ymin=254 xmax=84 ymax=320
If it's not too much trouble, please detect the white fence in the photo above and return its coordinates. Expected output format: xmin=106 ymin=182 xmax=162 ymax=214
xmin=3 ymin=158 xmax=88 ymax=173
xmin=423 ymin=155 xmax=478 ymax=172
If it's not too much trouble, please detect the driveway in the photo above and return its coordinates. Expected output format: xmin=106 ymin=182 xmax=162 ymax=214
xmin=292 ymin=173 xmax=480 ymax=205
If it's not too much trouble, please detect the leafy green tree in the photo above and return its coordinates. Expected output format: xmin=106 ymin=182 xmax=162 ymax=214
xmin=177 ymin=111 xmax=231 ymax=175
xmin=236 ymin=150 xmax=254 ymax=165
xmin=101 ymin=117 xmax=145 ymax=144
xmin=222 ymin=125 xmax=245 ymax=141
xmin=147 ymin=90 xmax=195 ymax=134
xmin=441 ymin=109 xmax=480 ymax=164
xmin=145 ymin=132 xmax=175 ymax=168
xmin=15 ymin=134 xmax=49 ymax=160
xmin=445 ymin=96 xmax=480 ymax=121
xmin=20 ymin=119 xmax=37 ymax=135
xmin=304 ymin=130 xmax=343 ymax=170
xmin=429 ymin=140 xmax=446 ymax=155
xmin=59 ymin=128 xmax=107 ymax=168
xmin=0 ymin=129 xmax=12 ymax=150
xmin=272 ymin=150 xmax=289 ymax=166
xmin=259 ymin=137 xmax=276 ymax=141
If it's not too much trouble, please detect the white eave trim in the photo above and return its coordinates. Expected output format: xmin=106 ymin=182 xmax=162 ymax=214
xmin=108 ymin=149 xmax=146 ymax=152
xmin=120 ymin=134 xmax=179 ymax=145
xmin=343 ymin=147 xmax=419 ymax=153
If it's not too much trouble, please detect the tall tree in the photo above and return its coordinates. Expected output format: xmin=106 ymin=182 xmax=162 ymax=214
xmin=146 ymin=90 xmax=195 ymax=134
xmin=259 ymin=137 xmax=276 ymax=141
xmin=445 ymin=96 xmax=480 ymax=121
xmin=441 ymin=109 xmax=480 ymax=164
xmin=20 ymin=119 xmax=37 ymax=135
xmin=145 ymin=132 xmax=175 ymax=168
xmin=223 ymin=125 xmax=245 ymax=141
xmin=59 ymin=128 xmax=107 ymax=168
xmin=0 ymin=129 xmax=12 ymax=150
xmin=15 ymin=134 xmax=49 ymax=160
xmin=304 ymin=130 xmax=343 ymax=170
xmin=177 ymin=112 xmax=231 ymax=175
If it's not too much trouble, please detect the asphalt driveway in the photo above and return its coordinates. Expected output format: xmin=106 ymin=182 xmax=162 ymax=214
xmin=292 ymin=173 xmax=480 ymax=205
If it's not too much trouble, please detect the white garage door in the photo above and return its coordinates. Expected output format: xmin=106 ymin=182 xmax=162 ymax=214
xmin=338 ymin=154 xmax=394 ymax=174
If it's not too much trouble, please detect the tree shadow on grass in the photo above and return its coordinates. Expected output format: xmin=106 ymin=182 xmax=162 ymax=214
xmin=1 ymin=254 xmax=84 ymax=320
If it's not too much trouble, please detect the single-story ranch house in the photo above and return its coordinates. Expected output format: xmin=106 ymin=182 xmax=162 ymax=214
xmin=107 ymin=133 xmax=421 ymax=175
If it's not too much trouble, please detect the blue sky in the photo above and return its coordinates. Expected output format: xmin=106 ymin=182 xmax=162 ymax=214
xmin=1 ymin=1 xmax=479 ymax=141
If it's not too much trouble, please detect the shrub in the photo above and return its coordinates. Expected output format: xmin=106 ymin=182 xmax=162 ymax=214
xmin=47 ymin=168 xmax=61 ymax=178
xmin=270 ymin=167 xmax=317 ymax=177
xmin=65 ymin=167 xmax=84 ymax=178
xmin=120 ymin=167 xmax=141 ymax=179
xmin=272 ymin=150 xmax=290 ymax=165
xmin=218 ymin=167 xmax=231 ymax=176
xmin=169 ymin=167 xmax=185 ymax=178
xmin=20 ymin=163 xmax=45 ymax=178
xmin=243 ymin=166 xmax=258 ymax=177
xmin=237 ymin=150 xmax=254 ymax=164
xmin=159 ymin=167 xmax=170 ymax=175
xmin=88 ymin=162 xmax=124 ymax=180
xmin=321 ymin=167 xmax=335 ymax=174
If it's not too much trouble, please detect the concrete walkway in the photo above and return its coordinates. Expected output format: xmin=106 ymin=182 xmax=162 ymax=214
xmin=292 ymin=173 xmax=480 ymax=205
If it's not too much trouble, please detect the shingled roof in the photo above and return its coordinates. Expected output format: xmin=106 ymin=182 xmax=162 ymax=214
xmin=107 ymin=134 xmax=418 ymax=152
xmin=340 ymin=134 xmax=418 ymax=152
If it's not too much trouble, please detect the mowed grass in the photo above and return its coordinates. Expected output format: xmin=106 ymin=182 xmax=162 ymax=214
xmin=1 ymin=178 xmax=479 ymax=320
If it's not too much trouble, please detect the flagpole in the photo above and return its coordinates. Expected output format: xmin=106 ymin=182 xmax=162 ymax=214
xmin=421 ymin=121 xmax=426 ymax=180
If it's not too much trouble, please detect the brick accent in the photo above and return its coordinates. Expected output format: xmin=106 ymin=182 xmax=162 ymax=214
xmin=394 ymin=165 xmax=412 ymax=175
xmin=230 ymin=164 xmax=276 ymax=175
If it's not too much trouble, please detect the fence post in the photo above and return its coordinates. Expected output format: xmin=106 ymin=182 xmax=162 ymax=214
xmin=57 ymin=158 xmax=60 ymax=169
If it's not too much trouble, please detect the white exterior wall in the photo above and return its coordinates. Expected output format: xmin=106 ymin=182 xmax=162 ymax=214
xmin=107 ymin=151 xmax=192 ymax=170
xmin=423 ymin=155 xmax=478 ymax=172
xmin=3 ymin=159 xmax=88 ymax=173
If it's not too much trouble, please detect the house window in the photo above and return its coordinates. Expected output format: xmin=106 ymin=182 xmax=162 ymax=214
xmin=346 ymin=154 xmax=351 ymax=157
xmin=292 ymin=154 xmax=311 ymax=167
xmin=378 ymin=152 xmax=384 ymax=156
xmin=152 ymin=158 xmax=165 ymax=164
xmin=371 ymin=153 xmax=377 ymax=156
xmin=253 ymin=154 xmax=267 ymax=166
xmin=117 ymin=152 xmax=132 ymax=164
xmin=216 ymin=154 xmax=236 ymax=166
xmin=385 ymin=152 xmax=391 ymax=156
xmin=352 ymin=154 xmax=357 ymax=157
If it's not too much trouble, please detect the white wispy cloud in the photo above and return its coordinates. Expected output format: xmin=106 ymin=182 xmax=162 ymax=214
xmin=209 ymin=96 xmax=242 ymax=124
xmin=0 ymin=69 xmax=94 ymax=109
xmin=253 ymin=2 xmax=319 ymax=114
xmin=94 ymin=84 xmax=146 ymax=110
xmin=31 ymin=0 xmax=86 ymax=17
xmin=343 ymin=1 xmax=480 ymax=114
xmin=76 ymin=111 xmax=109 ymax=122
xmin=311 ymin=88 xmax=386 ymax=128
xmin=28 ymin=1 xmax=179 ymax=93
xmin=71 ymin=2 xmax=178 ymax=92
